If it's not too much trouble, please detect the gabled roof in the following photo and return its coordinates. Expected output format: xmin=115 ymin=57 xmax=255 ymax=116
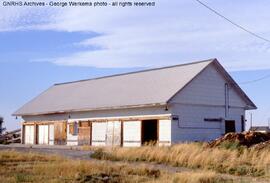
xmin=13 ymin=58 xmax=256 ymax=116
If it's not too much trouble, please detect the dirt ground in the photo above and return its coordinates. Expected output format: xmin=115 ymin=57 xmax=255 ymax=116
xmin=0 ymin=144 xmax=93 ymax=160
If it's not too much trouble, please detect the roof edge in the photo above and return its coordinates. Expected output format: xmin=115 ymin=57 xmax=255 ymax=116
xmin=167 ymin=59 xmax=257 ymax=110
xmin=13 ymin=102 xmax=167 ymax=117
xmin=212 ymin=61 xmax=257 ymax=110
xmin=166 ymin=58 xmax=215 ymax=103
xmin=54 ymin=58 xmax=216 ymax=86
xmin=13 ymin=85 xmax=55 ymax=116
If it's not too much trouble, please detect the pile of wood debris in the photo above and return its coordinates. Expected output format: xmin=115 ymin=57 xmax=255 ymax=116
xmin=252 ymin=140 xmax=270 ymax=150
xmin=208 ymin=131 xmax=270 ymax=148
xmin=0 ymin=129 xmax=21 ymax=144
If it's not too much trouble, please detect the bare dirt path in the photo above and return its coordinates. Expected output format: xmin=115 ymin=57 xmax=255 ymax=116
xmin=0 ymin=144 xmax=269 ymax=183
xmin=0 ymin=144 xmax=92 ymax=159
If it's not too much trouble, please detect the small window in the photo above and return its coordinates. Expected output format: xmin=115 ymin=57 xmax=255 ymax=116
xmin=69 ymin=122 xmax=77 ymax=135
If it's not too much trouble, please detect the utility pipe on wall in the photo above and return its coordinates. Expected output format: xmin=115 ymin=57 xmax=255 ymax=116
xmin=225 ymin=83 xmax=229 ymax=118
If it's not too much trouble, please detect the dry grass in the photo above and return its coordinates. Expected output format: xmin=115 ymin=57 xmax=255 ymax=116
xmin=166 ymin=172 xmax=231 ymax=183
xmin=0 ymin=150 xmax=235 ymax=183
xmin=0 ymin=150 xmax=158 ymax=183
xmin=91 ymin=143 xmax=270 ymax=177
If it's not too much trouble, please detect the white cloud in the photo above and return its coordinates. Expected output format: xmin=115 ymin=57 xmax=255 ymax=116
xmin=1 ymin=0 xmax=270 ymax=70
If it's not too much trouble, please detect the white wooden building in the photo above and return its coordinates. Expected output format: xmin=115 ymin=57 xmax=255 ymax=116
xmin=13 ymin=59 xmax=256 ymax=146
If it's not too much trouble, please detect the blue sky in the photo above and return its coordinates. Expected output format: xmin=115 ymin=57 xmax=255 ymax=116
xmin=0 ymin=0 xmax=270 ymax=130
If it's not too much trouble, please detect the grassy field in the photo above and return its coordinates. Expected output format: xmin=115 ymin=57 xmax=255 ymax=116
xmin=91 ymin=142 xmax=270 ymax=178
xmin=0 ymin=141 xmax=269 ymax=183
xmin=0 ymin=150 xmax=235 ymax=183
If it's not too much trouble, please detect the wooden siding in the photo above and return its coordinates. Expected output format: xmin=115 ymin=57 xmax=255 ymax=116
xmin=169 ymin=63 xmax=247 ymax=142
xmin=170 ymin=104 xmax=244 ymax=142
xmin=171 ymin=64 xmax=246 ymax=108
xmin=78 ymin=121 xmax=91 ymax=146
xmin=54 ymin=122 xmax=67 ymax=145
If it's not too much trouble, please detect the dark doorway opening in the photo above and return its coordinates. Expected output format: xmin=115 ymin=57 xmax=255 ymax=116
xmin=225 ymin=120 xmax=236 ymax=134
xmin=141 ymin=120 xmax=158 ymax=145
xmin=241 ymin=115 xmax=245 ymax=132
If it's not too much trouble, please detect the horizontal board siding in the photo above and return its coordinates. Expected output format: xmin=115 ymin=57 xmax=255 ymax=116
xmin=171 ymin=64 xmax=246 ymax=107
xmin=228 ymin=108 xmax=245 ymax=133
xmin=123 ymin=121 xmax=141 ymax=147
xmin=158 ymin=120 xmax=171 ymax=146
xmin=92 ymin=122 xmax=107 ymax=146
xmin=172 ymin=104 xmax=222 ymax=142
xmin=171 ymin=104 xmax=244 ymax=142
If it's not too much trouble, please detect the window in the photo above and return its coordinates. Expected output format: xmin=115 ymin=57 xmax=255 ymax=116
xmin=69 ymin=122 xmax=77 ymax=135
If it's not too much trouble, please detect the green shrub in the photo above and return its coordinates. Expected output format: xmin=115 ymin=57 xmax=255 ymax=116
xmin=219 ymin=141 xmax=243 ymax=151
xmin=90 ymin=148 xmax=118 ymax=161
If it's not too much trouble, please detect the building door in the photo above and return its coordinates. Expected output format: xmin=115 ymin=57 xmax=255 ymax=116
xmin=38 ymin=125 xmax=49 ymax=145
xmin=49 ymin=124 xmax=54 ymax=145
xmin=92 ymin=122 xmax=107 ymax=146
xmin=24 ymin=125 xmax=34 ymax=144
xmin=141 ymin=120 xmax=158 ymax=145
xmin=225 ymin=120 xmax=236 ymax=134
xmin=105 ymin=121 xmax=121 ymax=146
xmin=54 ymin=122 xmax=67 ymax=145
xmin=78 ymin=121 xmax=91 ymax=145
xmin=241 ymin=115 xmax=245 ymax=132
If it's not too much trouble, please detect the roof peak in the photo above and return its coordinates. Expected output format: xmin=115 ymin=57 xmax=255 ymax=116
xmin=55 ymin=58 xmax=216 ymax=86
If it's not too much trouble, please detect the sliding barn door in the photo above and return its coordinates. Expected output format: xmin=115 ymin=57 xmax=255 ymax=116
xmin=38 ymin=125 xmax=49 ymax=144
xmin=105 ymin=121 xmax=121 ymax=146
xmin=54 ymin=122 xmax=67 ymax=145
xmin=78 ymin=121 xmax=91 ymax=145
xmin=92 ymin=122 xmax=107 ymax=146
xmin=49 ymin=124 xmax=54 ymax=145
xmin=24 ymin=125 xmax=35 ymax=144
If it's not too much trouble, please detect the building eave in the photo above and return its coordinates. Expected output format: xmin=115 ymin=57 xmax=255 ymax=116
xmin=13 ymin=102 xmax=167 ymax=117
